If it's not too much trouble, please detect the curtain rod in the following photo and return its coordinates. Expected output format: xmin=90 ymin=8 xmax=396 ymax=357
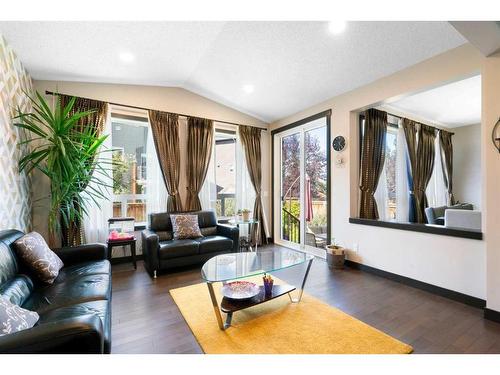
xmin=44 ymin=90 xmax=267 ymax=131
xmin=371 ymin=109 xmax=455 ymax=135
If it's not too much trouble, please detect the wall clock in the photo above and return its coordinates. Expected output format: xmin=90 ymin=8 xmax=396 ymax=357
xmin=332 ymin=135 xmax=346 ymax=152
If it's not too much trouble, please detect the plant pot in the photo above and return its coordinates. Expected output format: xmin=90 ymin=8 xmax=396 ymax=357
xmin=326 ymin=246 xmax=345 ymax=269
xmin=242 ymin=212 xmax=250 ymax=221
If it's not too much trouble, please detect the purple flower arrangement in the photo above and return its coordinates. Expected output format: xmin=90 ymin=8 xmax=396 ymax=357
xmin=263 ymin=273 xmax=274 ymax=297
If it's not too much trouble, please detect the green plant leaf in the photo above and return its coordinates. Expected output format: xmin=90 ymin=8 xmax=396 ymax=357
xmin=13 ymin=90 xmax=110 ymax=242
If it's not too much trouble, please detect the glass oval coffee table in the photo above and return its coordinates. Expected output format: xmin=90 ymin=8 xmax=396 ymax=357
xmin=201 ymin=248 xmax=314 ymax=330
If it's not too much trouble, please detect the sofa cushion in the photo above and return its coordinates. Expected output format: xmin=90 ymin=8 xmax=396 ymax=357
xmin=0 ymin=275 xmax=34 ymax=306
xmin=197 ymin=211 xmax=218 ymax=228
xmin=13 ymin=232 xmax=64 ymax=284
xmin=200 ymin=226 xmax=217 ymax=236
xmin=150 ymin=212 xmax=174 ymax=232
xmin=435 ymin=216 xmax=445 ymax=226
xmin=445 ymin=209 xmax=482 ymax=231
xmin=156 ymin=231 xmax=173 ymax=241
xmin=171 ymin=214 xmax=203 ymax=239
xmin=23 ymin=273 xmax=111 ymax=314
xmin=54 ymin=260 xmax=110 ymax=283
xmin=197 ymin=235 xmax=233 ymax=255
xmin=158 ymin=239 xmax=199 ymax=259
xmin=0 ymin=242 xmax=19 ymax=286
xmin=37 ymin=300 xmax=111 ymax=353
xmin=0 ymin=295 xmax=39 ymax=337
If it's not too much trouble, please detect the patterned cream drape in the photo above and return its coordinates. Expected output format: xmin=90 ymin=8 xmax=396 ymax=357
xmin=439 ymin=129 xmax=455 ymax=206
xmin=59 ymin=94 xmax=108 ymax=246
xmin=238 ymin=125 xmax=267 ymax=245
xmin=149 ymin=110 xmax=182 ymax=212
xmin=186 ymin=117 xmax=214 ymax=211
xmin=359 ymin=108 xmax=387 ymax=219
xmin=403 ymin=119 xmax=436 ymax=223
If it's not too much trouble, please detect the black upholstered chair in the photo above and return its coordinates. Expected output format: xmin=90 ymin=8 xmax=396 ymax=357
xmin=142 ymin=210 xmax=239 ymax=278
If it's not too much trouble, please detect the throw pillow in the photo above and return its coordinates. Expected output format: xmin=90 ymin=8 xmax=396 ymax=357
xmin=171 ymin=214 xmax=203 ymax=240
xmin=0 ymin=296 xmax=39 ymax=336
xmin=14 ymin=232 xmax=64 ymax=284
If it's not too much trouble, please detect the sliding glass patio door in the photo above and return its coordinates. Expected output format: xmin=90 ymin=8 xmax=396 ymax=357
xmin=273 ymin=115 xmax=330 ymax=258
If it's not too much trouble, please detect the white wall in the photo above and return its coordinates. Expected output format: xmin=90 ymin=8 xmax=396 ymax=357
xmin=32 ymin=80 xmax=271 ymax=241
xmin=453 ymin=123 xmax=482 ymax=209
xmin=270 ymin=44 xmax=487 ymax=299
xmin=482 ymin=51 xmax=500 ymax=312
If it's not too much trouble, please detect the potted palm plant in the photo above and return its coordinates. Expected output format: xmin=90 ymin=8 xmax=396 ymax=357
xmin=14 ymin=91 xmax=111 ymax=247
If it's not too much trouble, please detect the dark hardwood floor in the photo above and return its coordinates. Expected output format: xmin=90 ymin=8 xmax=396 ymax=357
xmin=111 ymin=245 xmax=500 ymax=354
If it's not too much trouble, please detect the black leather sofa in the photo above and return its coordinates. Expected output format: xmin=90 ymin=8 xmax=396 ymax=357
xmin=142 ymin=210 xmax=239 ymax=278
xmin=0 ymin=229 xmax=111 ymax=354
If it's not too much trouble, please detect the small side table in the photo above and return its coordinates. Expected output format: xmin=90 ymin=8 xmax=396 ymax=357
xmin=107 ymin=237 xmax=137 ymax=269
xmin=229 ymin=218 xmax=260 ymax=252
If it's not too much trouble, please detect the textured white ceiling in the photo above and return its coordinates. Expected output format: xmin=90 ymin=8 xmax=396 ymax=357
xmin=0 ymin=21 xmax=466 ymax=122
xmin=386 ymin=75 xmax=481 ymax=128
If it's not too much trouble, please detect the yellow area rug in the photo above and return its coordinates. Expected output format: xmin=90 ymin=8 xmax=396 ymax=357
xmin=170 ymin=277 xmax=413 ymax=354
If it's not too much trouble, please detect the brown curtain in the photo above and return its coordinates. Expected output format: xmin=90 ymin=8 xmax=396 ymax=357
xmin=403 ymin=119 xmax=436 ymax=223
xmin=402 ymin=118 xmax=418 ymax=222
xmin=415 ymin=124 xmax=436 ymax=223
xmin=359 ymin=108 xmax=387 ymax=219
xmin=439 ymin=129 xmax=455 ymax=206
xmin=186 ymin=117 xmax=214 ymax=211
xmin=59 ymin=95 xmax=107 ymax=136
xmin=239 ymin=125 xmax=267 ymax=245
xmin=149 ymin=110 xmax=182 ymax=212
xmin=59 ymin=94 xmax=108 ymax=246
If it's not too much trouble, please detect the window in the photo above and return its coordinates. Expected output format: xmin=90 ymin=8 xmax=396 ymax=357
xmin=111 ymin=114 xmax=149 ymax=225
xmin=201 ymin=126 xmax=255 ymax=220
xmin=384 ymin=126 xmax=398 ymax=220
xmin=214 ymin=130 xmax=237 ymax=219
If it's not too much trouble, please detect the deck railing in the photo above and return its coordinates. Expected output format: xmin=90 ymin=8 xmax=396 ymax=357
xmin=113 ymin=194 xmax=146 ymax=224
xmin=282 ymin=207 xmax=300 ymax=243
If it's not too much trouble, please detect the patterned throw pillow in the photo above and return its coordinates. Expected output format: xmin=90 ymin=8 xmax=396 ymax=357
xmin=0 ymin=296 xmax=39 ymax=336
xmin=170 ymin=214 xmax=203 ymax=240
xmin=14 ymin=232 xmax=64 ymax=284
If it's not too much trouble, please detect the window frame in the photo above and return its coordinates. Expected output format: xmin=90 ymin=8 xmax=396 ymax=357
xmin=110 ymin=111 xmax=150 ymax=228
xmin=212 ymin=128 xmax=237 ymax=219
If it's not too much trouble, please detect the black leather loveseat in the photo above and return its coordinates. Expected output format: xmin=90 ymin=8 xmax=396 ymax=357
xmin=142 ymin=210 xmax=239 ymax=278
xmin=0 ymin=229 xmax=112 ymax=354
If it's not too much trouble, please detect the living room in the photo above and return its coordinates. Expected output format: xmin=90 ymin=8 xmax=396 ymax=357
xmin=2 ymin=1 xmax=500 ymax=371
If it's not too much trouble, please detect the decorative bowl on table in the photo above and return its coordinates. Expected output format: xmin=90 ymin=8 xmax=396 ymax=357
xmin=221 ymin=281 xmax=260 ymax=300
xmin=107 ymin=230 xmax=134 ymax=242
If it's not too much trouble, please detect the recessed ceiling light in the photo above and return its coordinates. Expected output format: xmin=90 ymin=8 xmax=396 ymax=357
xmin=328 ymin=21 xmax=347 ymax=35
xmin=119 ymin=52 xmax=135 ymax=63
xmin=242 ymin=84 xmax=254 ymax=94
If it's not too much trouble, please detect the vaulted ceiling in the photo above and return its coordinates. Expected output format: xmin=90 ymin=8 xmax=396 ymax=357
xmin=0 ymin=21 xmax=466 ymax=123
xmin=385 ymin=75 xmax=481 ymax=128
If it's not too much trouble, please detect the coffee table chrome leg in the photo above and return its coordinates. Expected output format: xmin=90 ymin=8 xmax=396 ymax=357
xmin=224 ymin=312 xmax=233 ymax=329
xmin=255 ymin=222 xmax=260 ymax=252
xmin=207 ymin=282 xmax=225 ymax=330
xmin=290 ymin=257 xmax=313 ymax=303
